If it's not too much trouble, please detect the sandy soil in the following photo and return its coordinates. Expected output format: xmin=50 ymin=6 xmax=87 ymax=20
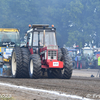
xmin=0 ymin=69 xmax=100 ymax=100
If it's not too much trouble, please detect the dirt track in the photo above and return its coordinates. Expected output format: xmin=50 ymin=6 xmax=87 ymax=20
xmin=0 ymin=69 xmax=100 ymax=100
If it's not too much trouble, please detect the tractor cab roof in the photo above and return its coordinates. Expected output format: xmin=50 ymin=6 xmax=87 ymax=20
xmin=27 ymin=24 xmax=56 ymax=34
xmin=0 ymin=28 xmax=19 ymax=32
xmin=26 ymin=24 xmax=57 ymax=47
xmin=32 ymin=24 xmax=49 ymax=28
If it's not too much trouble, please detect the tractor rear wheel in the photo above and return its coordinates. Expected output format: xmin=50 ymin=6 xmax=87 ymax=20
xmin=11 ymin=47 xmax=22 ymax=78
xmin=29 ymin=54 xmax=41 ymax=78
xmin=21 ymin=48 xmax=30 ymax=78
xmin=61 ymin=48 xmax=73 ymax=79
xmin=11 ymin=47 xmax=30 ymax=78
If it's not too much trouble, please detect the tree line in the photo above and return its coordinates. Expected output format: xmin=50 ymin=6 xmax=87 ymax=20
xmin=0 ymin=0 xmax=100 ymax=47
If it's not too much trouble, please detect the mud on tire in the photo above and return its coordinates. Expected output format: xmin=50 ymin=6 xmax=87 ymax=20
xmin=61 ymin=48 xmax=73 ymax=79
xmin=29 ymin=54 xmax=41 ymax=79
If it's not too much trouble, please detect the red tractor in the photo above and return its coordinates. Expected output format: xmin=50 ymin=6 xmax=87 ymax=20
xmin=11 ymin=24 xmax=72 ymax=79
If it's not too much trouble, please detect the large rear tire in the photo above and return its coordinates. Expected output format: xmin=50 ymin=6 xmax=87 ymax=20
xmin=29 ymin=54 xmax=41 ymax=79
xmin=21 ymin=48 xmax=30 ymax=78
xmin=11 ymin=47 xmax=22 ymax=78
xmin=61 ymin=48 xmax=73 ymax=79
xmin=11 ymin=47 xmax=30 ymax=78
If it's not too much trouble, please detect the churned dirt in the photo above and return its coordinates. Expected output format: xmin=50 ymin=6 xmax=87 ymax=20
xmin=0 ymin=69 xmax=100 ymax=100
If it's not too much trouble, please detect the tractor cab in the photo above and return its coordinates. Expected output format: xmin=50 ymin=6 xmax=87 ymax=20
xmin=82 ymin=47 xmax=93 ymax=59
xmin=0 ymin=28 xmax=20 ymax=47
xmin=26 ymin=25 xmax=58 ymax=55
xmin=26 ymin=24 xmax=57 ymax=52
xmin=81 ymin=47 xmax=94 ymax=68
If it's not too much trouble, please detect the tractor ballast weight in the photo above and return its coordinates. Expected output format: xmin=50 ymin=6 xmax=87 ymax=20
xmin=11 ymin=24 xmax=72 ymax=79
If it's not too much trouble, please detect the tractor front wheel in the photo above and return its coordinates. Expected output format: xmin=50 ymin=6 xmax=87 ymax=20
xmin=29 ymin=54 xmax=41 ymax=78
